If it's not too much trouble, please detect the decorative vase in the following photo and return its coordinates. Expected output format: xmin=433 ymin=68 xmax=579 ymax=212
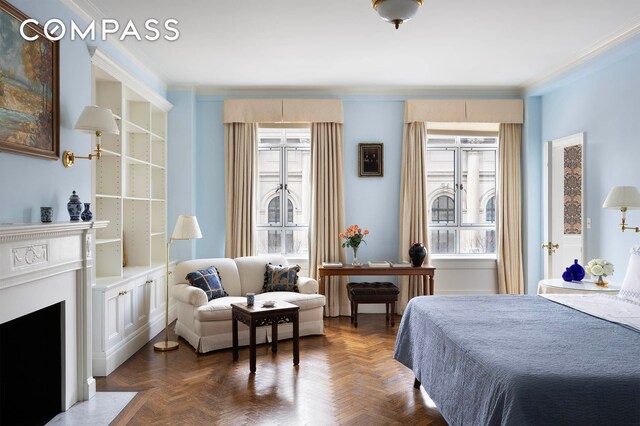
xmin=567 ymin=259 xmax=585 ymax=281
xmin=67 ymin=191 xmax=82 ymax=221
xmin=81 ymin=203 xmax=93 ymax=222
xmin=351 ymin=246 xmax=362 ymax=266
xmin=562 ymin=268 xmax=573 ymax=282
xmin=408 ymin=242 xmax=427 ymax=267
xmin=594 ymin=275 xmax=607 ymax=286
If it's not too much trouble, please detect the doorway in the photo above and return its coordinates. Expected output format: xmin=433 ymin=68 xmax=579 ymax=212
xmin=543 ymin=133 xmax=585 ymax=279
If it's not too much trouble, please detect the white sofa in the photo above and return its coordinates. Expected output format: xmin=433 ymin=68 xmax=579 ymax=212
xmin=173 ymin=255 xmax=326 ymax=353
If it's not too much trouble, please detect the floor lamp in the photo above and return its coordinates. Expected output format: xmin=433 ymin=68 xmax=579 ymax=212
xmin=154 ymin=215 xmax=202 ymax=352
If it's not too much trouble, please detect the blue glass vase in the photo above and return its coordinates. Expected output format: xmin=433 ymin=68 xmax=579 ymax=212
xmin=562 ymin=268 xmax=573 ymax=282
xmin=567 ymin=259 xmax=585 ymax=281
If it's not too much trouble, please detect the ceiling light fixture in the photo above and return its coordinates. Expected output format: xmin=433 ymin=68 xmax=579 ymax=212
xmin=372 ymin=0 xmax=424 ymax=29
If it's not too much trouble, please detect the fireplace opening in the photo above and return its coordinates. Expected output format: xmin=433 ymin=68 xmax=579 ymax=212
xmin=0 ymin=302 xmax=63 ymax=425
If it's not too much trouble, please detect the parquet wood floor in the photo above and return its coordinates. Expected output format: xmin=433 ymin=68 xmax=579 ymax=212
xmin=98 ymin=315 xmax=447 ymax=426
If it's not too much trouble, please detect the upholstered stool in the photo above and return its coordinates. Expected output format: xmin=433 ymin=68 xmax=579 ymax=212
xmin=347 ymin=282 xmax=400 ymax=328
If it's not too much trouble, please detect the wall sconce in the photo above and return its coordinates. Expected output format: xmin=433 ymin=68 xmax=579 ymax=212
xmin=603 ymin=186 xmax=640 ymax=232
xmin=63 ymin=106 xmax=119 ymax=168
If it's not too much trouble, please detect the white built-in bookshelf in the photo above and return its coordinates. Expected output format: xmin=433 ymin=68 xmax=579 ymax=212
xmin=89 ymin=48 xmax=173 ymax=376
xmin=93 ymin=62 xmax=169 ymax=280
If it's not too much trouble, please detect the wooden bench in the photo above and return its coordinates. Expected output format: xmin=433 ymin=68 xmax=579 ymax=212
xmin=347 ymin=282 xmax=400 ymax=328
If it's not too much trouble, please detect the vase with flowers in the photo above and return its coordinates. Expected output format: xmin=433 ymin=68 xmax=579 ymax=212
xmin=339 ymin=224 xmax=369 ymax=266
xmin=585 ymin=258 xmax=614 ymax=286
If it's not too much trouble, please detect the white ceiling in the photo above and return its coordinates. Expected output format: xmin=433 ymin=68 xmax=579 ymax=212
xmin=74 ymin=0 xmax=640 ymax=90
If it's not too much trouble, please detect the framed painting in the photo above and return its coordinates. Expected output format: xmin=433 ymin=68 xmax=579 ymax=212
xmin=358 ymin=143 xmax=383 ymax=177
xmin=0 ymin=0 xmax=59 ymax=160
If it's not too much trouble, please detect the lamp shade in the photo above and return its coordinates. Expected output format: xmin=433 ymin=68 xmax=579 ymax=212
xmin=171 ymin=215 xmax=203 ymax=240
xmin=372 ymin=0 xmax=423 ymax=25
xmin=603 ymin=186 xmax=640 ymax=210
xmin=74 ymin=106 xmax=120 ymax=135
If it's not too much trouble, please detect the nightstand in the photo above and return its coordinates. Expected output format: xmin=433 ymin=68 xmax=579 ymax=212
xmin=537 ymin=278 xmax=620 ymax=295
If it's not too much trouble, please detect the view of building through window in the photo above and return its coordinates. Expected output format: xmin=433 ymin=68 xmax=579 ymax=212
xmin=427 ymin=136 xmax=497 ymax=255
xmin=256 ymin=127 xmax=311 ymax=271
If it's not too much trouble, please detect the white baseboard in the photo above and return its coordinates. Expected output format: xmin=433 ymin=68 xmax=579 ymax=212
xmin=93 ymin=305 xmax=176 ymax=376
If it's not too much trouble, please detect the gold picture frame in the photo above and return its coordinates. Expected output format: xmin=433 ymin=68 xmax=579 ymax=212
xmin=358 ymin=143 xmax=383 ymax=177
xmin=0 ymin=0 xmax=60 ymax=160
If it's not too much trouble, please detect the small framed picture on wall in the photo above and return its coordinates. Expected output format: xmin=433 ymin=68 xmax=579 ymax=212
xmin=358 ymin=143 xmax=383 ymax=177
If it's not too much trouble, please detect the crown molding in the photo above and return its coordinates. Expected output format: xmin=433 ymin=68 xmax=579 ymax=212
xmin=60 ymin=0 xmax=169 ymax=90
xmin=193 ymin=85 xmax=523 ymax=98
xmin=90 ymin=47 xmax=172 ymax=111
xmin=524 ymin=18 xmax=640 ymax=93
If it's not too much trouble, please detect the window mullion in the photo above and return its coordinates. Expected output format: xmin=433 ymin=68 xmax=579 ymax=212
xmin=280 ymin=143 xmax=287 ymax=254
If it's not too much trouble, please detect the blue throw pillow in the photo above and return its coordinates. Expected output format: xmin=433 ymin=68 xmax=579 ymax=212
xmin=186 ymin=266 xmax=228 ymax=301
xmin=263 ymin=263 xmax=300 ymax=292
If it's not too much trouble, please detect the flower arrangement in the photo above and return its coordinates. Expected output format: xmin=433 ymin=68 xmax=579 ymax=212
xmin=585 ymin=259 xmax=614 ymax=279
xmin=339 ymin=224 xmax=369 ymax=249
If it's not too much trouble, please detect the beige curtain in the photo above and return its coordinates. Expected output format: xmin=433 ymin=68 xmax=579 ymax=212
xmin=497 ymin=123 xmax=524 ymax=294
xmin=309 ymin=122 xmax=347 ymax=317
xmin=224 ymin=123 xmax=258 ymax=258
xmin=397 ymin=122 xmax=429 ymax=313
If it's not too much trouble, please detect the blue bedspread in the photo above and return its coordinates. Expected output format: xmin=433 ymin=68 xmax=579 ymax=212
xmin=394 ymin=295 xmax=640 ymax=426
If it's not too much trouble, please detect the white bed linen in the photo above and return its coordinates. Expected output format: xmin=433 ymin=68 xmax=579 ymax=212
xmin=541 ymin=294 xmax=640 ymax=332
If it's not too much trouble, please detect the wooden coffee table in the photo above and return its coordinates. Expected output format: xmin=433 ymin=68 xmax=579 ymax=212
xmin=231 ymin=300 xmax=300 ymax=373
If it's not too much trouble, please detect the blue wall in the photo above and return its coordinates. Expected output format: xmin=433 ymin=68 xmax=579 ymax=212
xmin=194 ymin=97 xmax=225 ymax=257
xmin=526 ymin=35 xmax=640 ymax=289
xmin=167 ymin=89 xmax=198 ymax=260
xmin=343 ymin=98 xmax=405 ymax=263
xmin=522 ymin=96 xmax=543 ymax=294
xmin=0 ymin=0 xmax=166 ymax=224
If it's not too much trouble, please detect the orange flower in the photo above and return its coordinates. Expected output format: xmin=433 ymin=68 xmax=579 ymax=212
xmin=364 ymin=229 xmax=369 ymax=235
xmin=339 ymin=233 xmax=343 ymax=238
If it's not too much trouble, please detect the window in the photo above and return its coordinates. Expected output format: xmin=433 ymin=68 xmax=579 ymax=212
xmin=485 ymin=196 xmax=496 ymax=223
xmin=432 ymin=195 xmax=455 ymax=223
xmin=256 ymin=127 xmax=311 ymax=258
xmin=427 ymin=136 xmax=497 ymax=255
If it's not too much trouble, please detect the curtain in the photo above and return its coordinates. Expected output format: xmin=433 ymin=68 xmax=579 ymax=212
xmin=497 ymin=123 xmax=524 ymax=294
xmin=309 ymin=122 xmax=347 ymax=317
xmin=397 ymin=122 xmax=429 ymax=313
xmin=224 ymin=122 xmax=258 ymax=258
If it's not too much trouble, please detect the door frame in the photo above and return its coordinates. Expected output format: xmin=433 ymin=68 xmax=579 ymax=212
xmin=542 ymin=132 xmax=585 ymax=278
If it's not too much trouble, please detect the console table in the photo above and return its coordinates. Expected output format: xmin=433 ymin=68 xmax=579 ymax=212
xmin=537 ymin=278 xmax=620 ymax=295
xmin=317 ymin=265 xmax=436 ymax=296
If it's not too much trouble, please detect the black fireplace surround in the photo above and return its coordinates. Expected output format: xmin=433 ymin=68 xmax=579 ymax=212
xmin=0 ymin=302 xmax=63 ymax=425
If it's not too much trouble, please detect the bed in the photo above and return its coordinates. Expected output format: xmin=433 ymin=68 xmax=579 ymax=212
xmin=394 ymin=294 xmax=640 ymax=425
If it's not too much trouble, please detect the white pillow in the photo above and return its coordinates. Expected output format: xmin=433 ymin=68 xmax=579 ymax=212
xmin=619 ymin=246 xmax=640 ymax=301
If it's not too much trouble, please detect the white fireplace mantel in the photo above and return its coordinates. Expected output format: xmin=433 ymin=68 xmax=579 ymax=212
xmin=0 ymin=221 xmax=108 ymax=409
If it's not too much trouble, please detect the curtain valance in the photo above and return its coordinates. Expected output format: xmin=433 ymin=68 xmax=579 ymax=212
xmin=405 ymin=99 xmax=523 ymax=124
xmin=223 ymin=99 xmax=343 ymax=123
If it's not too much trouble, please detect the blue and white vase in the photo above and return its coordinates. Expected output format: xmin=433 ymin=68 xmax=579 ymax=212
xmin=67 ymin=191 xmax=82 ymax=221
xmin=81 ymin=203 xmax=93 ymax=222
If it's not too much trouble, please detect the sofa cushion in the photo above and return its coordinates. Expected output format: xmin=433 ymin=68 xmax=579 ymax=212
xmin=186 ymin=266 xmax=228 ymax=301
xmin=235 ymin=254 xmax=288 ymax=295
xmin=195 ymin=297 xmax=248 ymax=321
xmin=195 ymin=293 xmax=326 ymax=322
xmin=255 ymin=292 xmax=325 ymax=310
xmin=175 ymin=258 xmax=242 ymax=296
xmin=263 ymin=263 xmax=300 ymax=292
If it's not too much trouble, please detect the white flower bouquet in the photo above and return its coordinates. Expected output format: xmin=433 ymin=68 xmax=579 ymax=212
xmin=585 ymin=259 xmax=614 ymax=278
